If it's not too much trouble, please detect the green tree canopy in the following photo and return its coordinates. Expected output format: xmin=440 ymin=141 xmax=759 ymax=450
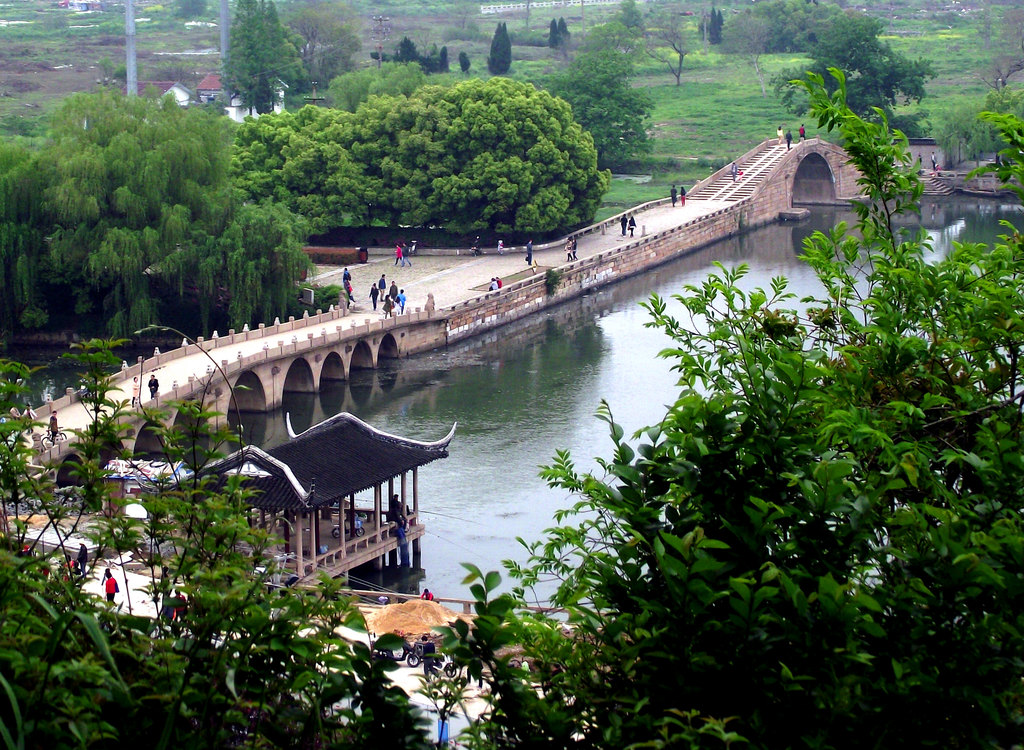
xmin=0 ymin=345 xmax=431 ymax=748
xmin=549 ymin=28 xmax=652 ymax=168
xmin=777 ymin=12 xmax=934 ymax=132
xmin=747 ymin=0 xmax=841 ymax=53
xmin=487 ymin=22 xmax=511 ymax=75
xmin=1 ymin=91 xmax=310 ymax=339
xmin=458 ymin=71 xmax=1024 ymax=748
xmin=0 ymin=143 xmax=49 ymax=337
xmin=325 ymin=62 xmax=427 ymax=112
xmin=284 ymin=0 xmax=361 ymax=88
xmin=615 ymin=0 xmax=643 ymax=32
xmin=234 ymin=78 xmax=609 ymax=235
xmin=548 ymin=18 xmax=561 ymax=48
xmin=224 ymin=0 xmax=303 ymax=115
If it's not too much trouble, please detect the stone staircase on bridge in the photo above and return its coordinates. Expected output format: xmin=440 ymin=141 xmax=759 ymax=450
xmin=922 ymin=173 xmax=955 ymax=196
xmin=688 ymin=143 xmax=791 ymax=203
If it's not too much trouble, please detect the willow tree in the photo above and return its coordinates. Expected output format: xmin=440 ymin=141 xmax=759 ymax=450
xmin=40 ymin=90 xmax=310 ymax=337
xmin=40 ymin=92 xmax=233 ymax=335
xmin=0 ymin=143 xmax=49 ymax=339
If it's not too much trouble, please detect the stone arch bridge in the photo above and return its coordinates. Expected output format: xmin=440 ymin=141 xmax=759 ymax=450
xmin=39 ymin=136 xmax=862 ymax=477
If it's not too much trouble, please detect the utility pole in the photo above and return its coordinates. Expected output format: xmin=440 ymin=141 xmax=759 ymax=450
xmin=304 ymin=81 xmax=325 ymax=107
xmin=220 ymin=0 xmax=230 ymax=67
xmin=125 ymin=0 xmax=136 ymax=96
xmin=372 ymin=15 xmax=390 ymax=68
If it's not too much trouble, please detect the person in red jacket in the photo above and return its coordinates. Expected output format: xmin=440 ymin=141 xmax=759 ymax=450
xmin=103 ymin=568 xmax=119 ymax=602
xmin=421 ymin=588 xmax=435 ymax=601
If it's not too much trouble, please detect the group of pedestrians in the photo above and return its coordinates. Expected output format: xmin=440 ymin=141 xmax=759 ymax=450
xmin=394 ymin=241 xmax=412 ymax=267
xmin=619 ymin=214 xmax=637 ymax=238
xmin=128 ymin=373 xmax=160 ymax=408
xmin=371 ymin=274 xmax=406 ymax=317
xmin=777 ymin=124 xmax=806 ymax=150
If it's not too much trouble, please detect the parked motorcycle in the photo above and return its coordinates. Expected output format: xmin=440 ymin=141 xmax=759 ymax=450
xmin=372 ymin=637 xmax=418 ymax=665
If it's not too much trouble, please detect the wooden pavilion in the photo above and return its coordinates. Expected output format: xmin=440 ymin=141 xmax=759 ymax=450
xmin=206 ymin=412 xmax=455 ymax=583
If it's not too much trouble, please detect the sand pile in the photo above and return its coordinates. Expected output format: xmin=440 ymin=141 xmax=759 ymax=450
xmin=364 ymin=599 xmax=467 ymax=636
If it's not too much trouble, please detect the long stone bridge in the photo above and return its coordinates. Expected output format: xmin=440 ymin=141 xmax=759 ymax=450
xmin=37 ymin=137 xmax=861 ymax=475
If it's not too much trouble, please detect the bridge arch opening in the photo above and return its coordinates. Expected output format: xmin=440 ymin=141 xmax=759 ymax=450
xmin=169 ymin=402 xmax=214 ymax=467
xmin=282 ymin=358 xmax=316 ymax=393
xmin=321 ymin=351 xmax=347 ymax=382
xmin=379 ymin=333 xmax=400 ymax=360
xmin=55 ymin=453 xmax=83 ymax=487
xmin=134 ymin=421 xmax=166 ymax=458
xmin=229 ymin=371 xmax=268 ymax=413
xmin=792 ymin=153 xmax=836 ymax=204
xmin=350 ymin=340 xmax=374 ymax=370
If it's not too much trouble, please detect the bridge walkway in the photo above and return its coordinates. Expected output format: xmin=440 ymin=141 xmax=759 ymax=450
xmin=688 ymin=142 xmax=790 ymax=202
xmin=33 ymin=139 xmax=824 ymax=449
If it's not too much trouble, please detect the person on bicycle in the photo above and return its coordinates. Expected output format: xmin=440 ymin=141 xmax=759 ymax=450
xmin=48 ymin=411 xmax=59 ymax=443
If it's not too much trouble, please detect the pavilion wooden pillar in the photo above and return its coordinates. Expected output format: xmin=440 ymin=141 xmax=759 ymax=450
xmin=312 ymin=512 xmax=321 ymax=571
xmin=373 ymin=483 xmax=383 ymax=571
xmin=295 ymin=512 xmax=304 ymax=577
xmin=342 ymin=491 xmax=350 ymax=557
xmin=400 ymin=472 xmax=407 ymax=515
xmin=413 ymin=467 xmax=419 ymax=516
xmin=412 ymin=467 xmax=421 ymax=556
xmin=283 ymin=512 xmax=291 ymax=555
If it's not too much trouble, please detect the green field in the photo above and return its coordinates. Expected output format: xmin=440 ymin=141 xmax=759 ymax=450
xmin=0 ymin=0 xmax=1016 ymax=210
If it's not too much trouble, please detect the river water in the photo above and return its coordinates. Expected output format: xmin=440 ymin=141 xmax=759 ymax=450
xmin=10 ymin=197 xmax=1024 ymax=601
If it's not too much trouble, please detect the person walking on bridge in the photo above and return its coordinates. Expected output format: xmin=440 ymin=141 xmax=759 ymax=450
xmin=620 ymin=215 xmax=628 ymax=236
xmin=627 ymin=215 xmax=636 ymax=238
xmin=730 ymin=162 xmax=738 ymax=182
xmin=670 ymin=185 xmax=678 ymax=207
xmin=799 ymin=123 xmax=806 ymax=141
xmin=785 ymin=130 xmax=793 ymax=150
xmin=777 ymin=125 xmax=784 ymax=145
xmin=369 ymin=283 xmax=380 ymax=311
xmin=148 ymin=373 xmax=159 ymax=401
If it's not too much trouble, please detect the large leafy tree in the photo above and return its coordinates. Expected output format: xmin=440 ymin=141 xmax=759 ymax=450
xmin=549 ymin=25 xmax=652 ymax=168
xmin=456 ymin=72 xmax=1024 ymax=747
xmin=40 ymin=91 xmax=237 ymax=335
xmin=23 ymin=91 xmax=309 ymax=338
xmin=224 ymin=0 xmax=303 ymax=115
xmin=325 ymin=62 xmax=426 ymax=112
xmin=777 ymin=12 xmax=933 ymax=132
xmin=234 ymin=78 xmax=609 ymax=235
xmin=748 ymin=0 xmax=841 ymax=53
xmin=284 ymin=0 xmax=361 ymax=88
xmin=0 ymin=345 xmax=433 ymax=749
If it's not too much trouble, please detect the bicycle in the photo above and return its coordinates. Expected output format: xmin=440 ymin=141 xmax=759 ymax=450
xmin=41 ymin=431 xmax=67 ymax=449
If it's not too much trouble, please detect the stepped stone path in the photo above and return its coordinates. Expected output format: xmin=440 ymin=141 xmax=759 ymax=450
xmin=36 ymin=141 xmax=808 ymax=443
xmin=689 ymin=143 xmax=791 ymax=202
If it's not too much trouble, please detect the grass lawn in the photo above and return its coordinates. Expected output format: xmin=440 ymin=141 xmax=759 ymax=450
xmin=0 ymin=0 xmax=1019 ymax=214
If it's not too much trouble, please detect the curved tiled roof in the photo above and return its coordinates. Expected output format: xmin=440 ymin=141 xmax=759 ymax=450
xmin=205 ymin=413 xmax=455 ymax=511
